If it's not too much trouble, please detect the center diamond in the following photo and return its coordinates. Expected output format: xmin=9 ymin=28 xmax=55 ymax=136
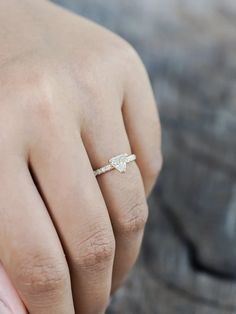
xmin=109 ymin=153 xmax=128 ymax=173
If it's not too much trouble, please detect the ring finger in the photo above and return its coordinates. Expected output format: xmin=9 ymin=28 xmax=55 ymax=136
xmin=81 ymin=105 xmax=148 ymax=291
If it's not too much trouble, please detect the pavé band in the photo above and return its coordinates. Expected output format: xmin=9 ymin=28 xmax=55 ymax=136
xmin=94 ymin=153 xmax=136 ymax=177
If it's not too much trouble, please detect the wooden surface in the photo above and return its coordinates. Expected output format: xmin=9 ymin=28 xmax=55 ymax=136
xmin=51 ymin=1 xmax=236 ymax=313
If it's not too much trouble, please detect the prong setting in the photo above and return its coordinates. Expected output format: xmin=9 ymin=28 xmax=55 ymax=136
xmin=94 ymin=153 xmax=136 ymax=177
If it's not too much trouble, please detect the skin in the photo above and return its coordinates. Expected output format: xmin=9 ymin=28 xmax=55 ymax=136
xmin=0 ymin=0 xmax=162 ymax=313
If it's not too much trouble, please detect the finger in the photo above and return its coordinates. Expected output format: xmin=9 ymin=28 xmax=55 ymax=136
xmin=123 ymin=53 xmax=162 ymax=195
xmin=0 ymin=262 xmax=27 ymax=314
xmin=0 ymin=155 xmax=74 ymax=314
xmin=81 ymin=106 xmax=148 ymax=292
xmin=29 ymin=125 xmax=115 ymax=314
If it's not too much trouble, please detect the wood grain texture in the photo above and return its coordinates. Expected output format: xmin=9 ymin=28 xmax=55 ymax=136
xmin=51 ymin=0 xmax=236 ymax=312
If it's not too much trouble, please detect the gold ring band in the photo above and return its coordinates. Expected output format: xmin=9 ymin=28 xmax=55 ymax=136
xmin=94 ymin=153 xmax=136 ymax=177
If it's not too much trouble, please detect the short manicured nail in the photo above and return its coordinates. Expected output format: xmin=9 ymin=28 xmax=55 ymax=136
xmin=0 ymin=300 xmax=12 ymax=314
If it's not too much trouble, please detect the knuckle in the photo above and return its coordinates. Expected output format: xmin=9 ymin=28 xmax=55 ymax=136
xmin=0 ymin=62 xmax=56 ymax=131
xmin=121 ymin=40 xmax=148 ymax=73
xmin=119 ymin=39 xmax=141 ymax=63
xmin=16 ymin=253 xmax=68 ymax=297
xmin=28 ymin=78 xmax=55 ymax=122
xmin=14 ymin=66 xmax=57 ymax=127
xmin=73 ymin=225 xmax=115 ymax=270
xmin=117 ymin=199 xmax=149 ymax=234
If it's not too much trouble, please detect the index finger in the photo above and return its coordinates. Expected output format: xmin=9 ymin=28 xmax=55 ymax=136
xmin=0 ymin=155 xmax=74 ymax=314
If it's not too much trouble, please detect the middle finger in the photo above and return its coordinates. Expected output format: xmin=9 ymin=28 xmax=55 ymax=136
xmin=29 ymin=123 xmax=115 ymax=313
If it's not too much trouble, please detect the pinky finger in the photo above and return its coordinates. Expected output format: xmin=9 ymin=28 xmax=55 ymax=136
xmin=0 ymin=262 xmax=27 ymax=314
xmin=123 ymin=53 xmax=162 ymax=196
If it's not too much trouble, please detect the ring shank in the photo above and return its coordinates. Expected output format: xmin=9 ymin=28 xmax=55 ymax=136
xmin=126 ymin=154 xmax=136 ymax=163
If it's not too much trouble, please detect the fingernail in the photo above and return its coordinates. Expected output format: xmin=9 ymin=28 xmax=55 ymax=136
xmin=0 ymin=300 xmax=12 ymax=314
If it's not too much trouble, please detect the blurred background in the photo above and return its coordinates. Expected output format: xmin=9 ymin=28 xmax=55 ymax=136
xmin=51 ymin=0 xmax=236 ymax=313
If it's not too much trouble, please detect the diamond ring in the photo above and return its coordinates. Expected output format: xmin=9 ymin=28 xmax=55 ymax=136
xmin=94 ymin=153 xmax=136 ymax=177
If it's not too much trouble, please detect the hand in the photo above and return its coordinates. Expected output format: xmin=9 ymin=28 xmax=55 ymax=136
xmin=0 ymin=0 xmax=162 ymax=313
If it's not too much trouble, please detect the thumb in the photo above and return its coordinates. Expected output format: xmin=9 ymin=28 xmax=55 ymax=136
xmin=0 ymin=262 xmax=27 ymax=314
